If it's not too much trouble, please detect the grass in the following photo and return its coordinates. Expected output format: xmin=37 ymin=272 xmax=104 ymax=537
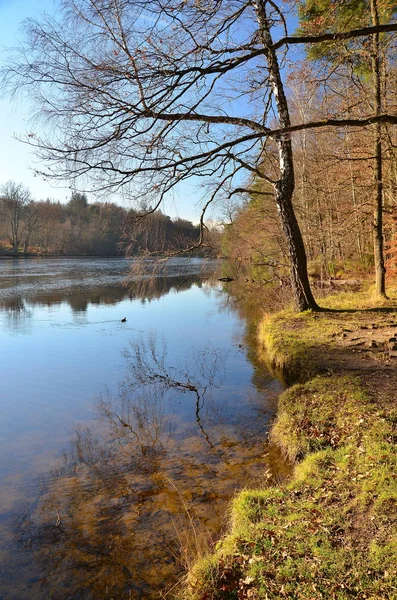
xmin=257 ymin=285 xmax=397 ymax=385
xmin=270 ymin=376 xmax=370 ymax=462
xmin=257 ymin=309 xmax=331 ymax=383
xmin=179 ymin=288 xmax=397 ymax=600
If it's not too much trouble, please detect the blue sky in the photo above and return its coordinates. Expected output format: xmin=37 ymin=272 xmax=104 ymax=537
xmin=0 ymin=0 xmax=213 ymax=221
xmin=0 ymin=1 xmax=74 ymax=202
xmin=0 ymin=1 xmax=300 ymax=222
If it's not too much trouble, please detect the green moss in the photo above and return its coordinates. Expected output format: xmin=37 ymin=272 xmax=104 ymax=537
xmin=271 ymin=376 xmax=370 ymax=462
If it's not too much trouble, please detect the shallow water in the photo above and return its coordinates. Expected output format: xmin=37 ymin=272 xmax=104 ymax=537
xmin=0 ymin=257 xmax=281 ymax=599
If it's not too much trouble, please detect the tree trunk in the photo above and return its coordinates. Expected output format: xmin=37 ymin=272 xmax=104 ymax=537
xmin=371 ymin=0 xmax=387 ymax=297
xmin=254 ymin=0 xmax=319 ymax=311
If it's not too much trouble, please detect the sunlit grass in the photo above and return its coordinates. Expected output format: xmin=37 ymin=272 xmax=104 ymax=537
xmin=320 ymin=283 xmax=397 ymax=310
xmin=258 ymin=286 xmax=397 ymax=384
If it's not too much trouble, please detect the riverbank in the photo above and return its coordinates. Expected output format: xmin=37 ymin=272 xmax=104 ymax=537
xmin=181 ymin=287 xmax=397 ymax=599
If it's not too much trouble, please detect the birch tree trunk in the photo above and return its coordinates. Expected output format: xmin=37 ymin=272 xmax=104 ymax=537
xmin=254 ymin=0 xmax=319 ymax=311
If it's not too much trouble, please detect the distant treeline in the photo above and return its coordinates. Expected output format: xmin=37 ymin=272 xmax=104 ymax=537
xmin=0 ymin=184 xmax=211 ymax=256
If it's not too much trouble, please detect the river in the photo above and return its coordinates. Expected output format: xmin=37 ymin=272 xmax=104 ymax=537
xmin=0 ymin=257 xmax=282 ymax=599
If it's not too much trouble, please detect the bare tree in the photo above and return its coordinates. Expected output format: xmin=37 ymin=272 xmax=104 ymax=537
xmin=370 ymin=0 xmax=387 ymax=297
xmin=0 ymin=181 xmax=31 ymax=255
xmin=22 ymin=200 xmax=39 ymax=254
xmin=3 ymin=1 xmax=397 ymax=307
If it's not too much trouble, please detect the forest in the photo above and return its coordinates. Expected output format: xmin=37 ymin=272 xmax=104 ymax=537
xmin=0 ymin=185 xmax=206 ymax=257
xmin=219 ymin=0 xmax=397 ymax=296
xmin=222 ymin=64 xmax=397 ymax=282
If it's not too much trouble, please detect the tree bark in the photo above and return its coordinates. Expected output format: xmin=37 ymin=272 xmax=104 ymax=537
xmin=371 ymin=0 xmax=387 ymax=297
xmin=254 ymin=0 xmax=319 ymax=311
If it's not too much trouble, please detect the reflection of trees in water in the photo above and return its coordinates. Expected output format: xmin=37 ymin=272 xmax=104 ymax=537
xmin=119 ymin=335 xmax=226 ymax=449
xmin=214 ymin=261 xmax=292 ymax=394
xmin=218 ymin=261 xmax=291 ymax=320
xmin=0 ymin=295 xmax=33 ymax=332
xmin=0 ymin=274 xmax=216 ymax=335
xmin=126 ymin=274 xmax=203 ymax=304
xmin=0 ymin=273 xmax=216 ymax=322
xmin=124 ymin=258 xmax=221 ymax=300
xmin=14 ymin=337 xmax=273 ymax=599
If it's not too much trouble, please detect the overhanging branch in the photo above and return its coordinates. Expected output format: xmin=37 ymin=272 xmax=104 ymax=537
xmin=268 ymin=114 xmax=397 ymax=137
xmin=273 ymin=22 xmax=397 ymax=50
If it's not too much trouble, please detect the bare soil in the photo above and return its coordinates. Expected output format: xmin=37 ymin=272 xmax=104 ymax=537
xmin=314 ymin=308 xmax=397 ymax=411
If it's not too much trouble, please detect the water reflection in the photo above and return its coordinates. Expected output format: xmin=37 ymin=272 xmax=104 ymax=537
xmin=120 ymin=335 xmax=226 ymax=448
xmin=0 ymin=274 xmax=213 ymax=333
xmin=13 ymin=336 xmax=275 ymax=599
xmin=0 ymin=257 xmax=218 ymax=300
xmin=0 ymin=295 xmax=33 ymax=331
xmin=0 ymin=258 xmax=288 ymax=599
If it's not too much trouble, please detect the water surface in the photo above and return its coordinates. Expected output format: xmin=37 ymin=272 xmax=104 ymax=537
xmin=0 ymin=257 xmax=281 ymax=599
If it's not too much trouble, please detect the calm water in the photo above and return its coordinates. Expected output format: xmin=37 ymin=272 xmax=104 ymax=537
xmin=0 ymin=257 xmax=282 ymax=599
